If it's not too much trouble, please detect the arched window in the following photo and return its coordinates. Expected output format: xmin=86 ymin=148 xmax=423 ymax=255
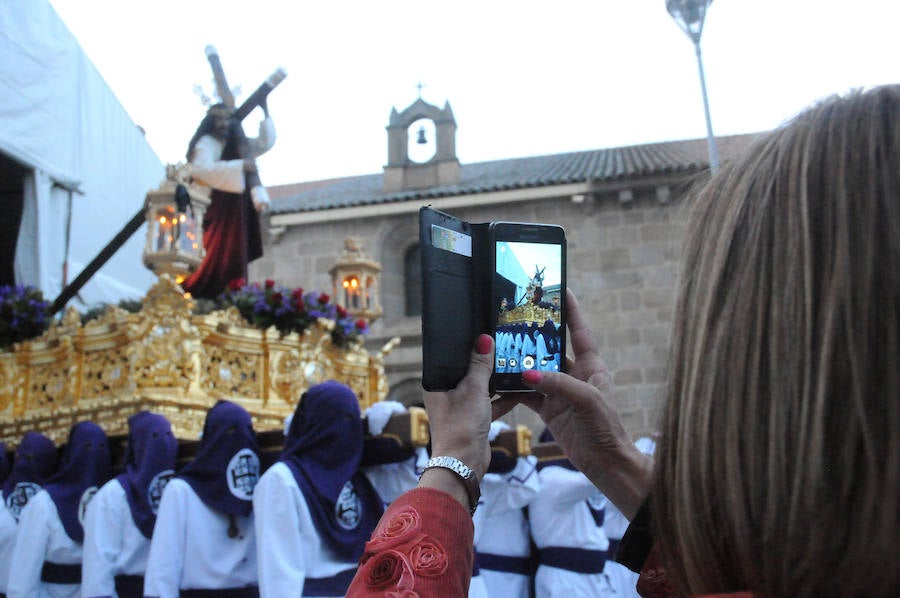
xmin=404 ymin=244 xmax=421 ymax=316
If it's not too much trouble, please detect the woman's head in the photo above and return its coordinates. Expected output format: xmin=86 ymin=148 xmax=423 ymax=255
xmin=655 ymin=85 xmax=899 ymax=597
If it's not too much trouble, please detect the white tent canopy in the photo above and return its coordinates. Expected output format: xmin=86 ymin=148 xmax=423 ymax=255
xmin=0 ymin=0 xmax=164 ymax=308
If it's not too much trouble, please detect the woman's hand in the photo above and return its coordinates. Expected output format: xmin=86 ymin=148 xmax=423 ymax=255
xmin=418 ymin=335 xmax=494 ymax=511
xmin=492 ymin=289 xmax=652 ymax=518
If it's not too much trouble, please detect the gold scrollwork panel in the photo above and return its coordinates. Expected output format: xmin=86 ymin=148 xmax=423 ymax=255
xmin=201 ymin=344 xmax=263 ymax=399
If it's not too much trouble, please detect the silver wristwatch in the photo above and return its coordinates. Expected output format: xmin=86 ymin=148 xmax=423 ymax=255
xmin=422 ymin=455 xmax=481 ymax=515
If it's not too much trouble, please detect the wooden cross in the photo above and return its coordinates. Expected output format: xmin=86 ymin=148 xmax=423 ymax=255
xmin=204 ymin=45 xmax=286 ymax=122
xmin=205 ymin=45 xmax=236 ymax=109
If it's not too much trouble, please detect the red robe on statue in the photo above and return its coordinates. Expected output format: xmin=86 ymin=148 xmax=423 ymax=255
xmin=182 ymin=185 xmax=262 ymax=299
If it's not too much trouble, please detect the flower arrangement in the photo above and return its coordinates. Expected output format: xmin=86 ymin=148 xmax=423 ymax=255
xmin=0 ymin=280 xmax=370 ymax=352
xmin=220 ymin=278 xmax=369 ymax=349
xmin=0 ymin=285 xmax=50 ymax=350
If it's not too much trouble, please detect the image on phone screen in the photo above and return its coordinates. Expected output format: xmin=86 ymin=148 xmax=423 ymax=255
xmin=493 ymin=240 xmax=563 ymax=376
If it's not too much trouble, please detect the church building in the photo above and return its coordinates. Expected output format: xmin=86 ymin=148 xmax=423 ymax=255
xmin=258 ymin=97 xmax=756 ymax=436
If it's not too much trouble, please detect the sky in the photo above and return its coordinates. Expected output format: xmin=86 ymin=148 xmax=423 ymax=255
xmin=49 ymin=0 xmax=899 ymax=187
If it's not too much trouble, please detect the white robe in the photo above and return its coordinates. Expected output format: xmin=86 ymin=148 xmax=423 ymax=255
xmin=0 ymin=500 xmax=19 ymax=593
xmin=254 ymin=457 xmax=419 ymax=598
xmin=529 ymin=465 xmax=615 ymax=598
xmin=599 ymin=496 xmax=640 ymax=598
xmin=536 ymin=333 xmax=553 ymax=372
xmin=189 ymin=118 xmax=276 ymax=193
xmin=475 ymin=456 xmax=541 ymax=598
xmin=81 ymin=479 xmax=152 ymax=598
xmin=143 ymin=478 xmax=257 ymax=597
xmin=7 ymin=490 xmax=83 ymax=598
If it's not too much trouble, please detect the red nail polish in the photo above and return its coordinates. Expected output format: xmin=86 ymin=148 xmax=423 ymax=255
xmin=522 ymin=370 xmax=542 ymax=384
xmin=476 ymin=334 xmax=492 ymax=355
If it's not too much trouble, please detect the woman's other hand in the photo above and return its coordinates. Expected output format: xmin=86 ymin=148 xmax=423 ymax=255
xmin=493 ymin=289 xmax=652 ymax=518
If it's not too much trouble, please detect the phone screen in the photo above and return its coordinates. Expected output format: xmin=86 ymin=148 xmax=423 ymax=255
xmin=491 ymin=223 xmax=566 ymax=392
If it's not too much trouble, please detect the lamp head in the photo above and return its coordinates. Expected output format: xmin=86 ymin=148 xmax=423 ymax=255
xmin=666 ymin=0 xmax=713 ymax=44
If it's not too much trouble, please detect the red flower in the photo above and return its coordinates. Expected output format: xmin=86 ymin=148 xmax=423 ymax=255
xmin=380 ymin=508 xmax=420 ymax=539
xmin=336 ymin=305 xmax=348 ymax=319
xmin=364 ymin=508 xmax=423 ymax=555
xmin=318 ymin=293 xmax=330 ymax=304
xmin=265 ymin=279 xmax=276 ymax=289
xmin=270 ymin=292 xmax=283 ymax=304
xmin=227 ymin=278 xmax=246 ymax=291
xmin=294 ymin=298 xmax=306 ymax=313
xmin=355 ymin=318 xmax=368 ymax=330
xmin=408 ymin=539 xmax=448 ymax=576
xmin=365 ymin=550 xmax=413 ymax=591
xmin=291 ymin=287 xmax=304 ymax=300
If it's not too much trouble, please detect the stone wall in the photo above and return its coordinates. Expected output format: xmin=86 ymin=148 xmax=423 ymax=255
xmin=253 ymin=186 xmax=692 ymax=439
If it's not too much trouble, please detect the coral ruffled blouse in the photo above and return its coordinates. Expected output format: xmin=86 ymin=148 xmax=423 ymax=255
xmin=346 ymin=487 xmax=756 ymax=598
xmin=346 ymin=487 xmax=474 ymax=598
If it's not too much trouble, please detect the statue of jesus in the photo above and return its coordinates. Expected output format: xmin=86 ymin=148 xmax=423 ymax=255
xmin=180 ymin=101 xmax=275 ymax=299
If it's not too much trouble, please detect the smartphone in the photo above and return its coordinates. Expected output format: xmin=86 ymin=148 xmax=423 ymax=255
xmin=490 ymin=221 xmax=566 ymax=392
xmin=419 ymin=207 xmax=487 ymax=391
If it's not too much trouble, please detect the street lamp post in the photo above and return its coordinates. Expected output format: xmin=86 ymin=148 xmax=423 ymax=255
xmin=666 ymin=0 xmax=719 ymax=172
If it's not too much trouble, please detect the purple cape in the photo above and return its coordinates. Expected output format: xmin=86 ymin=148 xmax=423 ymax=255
xmin=115 ymin=412 xmax=178 ymax=538
xmin=178 ymin=400 xmax=260 ymax=516
xmin=44 ymin=422 xmax=111 ymax=543
xmin=280 ymin=381 xmax=383 ymax=562
xmin=2 ymin=432 xmax=57 ymax=520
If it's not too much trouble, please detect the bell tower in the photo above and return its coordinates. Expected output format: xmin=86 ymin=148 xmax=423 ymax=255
xmin=383 ymin=97 xmax=460 ymax=193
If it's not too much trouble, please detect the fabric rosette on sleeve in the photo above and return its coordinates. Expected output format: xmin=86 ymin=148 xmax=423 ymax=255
xmin=357 ymin=505 xmax=450 ymax=596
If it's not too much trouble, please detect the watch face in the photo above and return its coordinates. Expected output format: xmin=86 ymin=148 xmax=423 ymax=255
xmin=408 ymin=117 xmax=436 ymax=163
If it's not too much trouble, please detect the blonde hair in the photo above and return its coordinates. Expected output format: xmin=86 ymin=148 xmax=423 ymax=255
xmin=654 ymin=85 xmax=900 ymax=597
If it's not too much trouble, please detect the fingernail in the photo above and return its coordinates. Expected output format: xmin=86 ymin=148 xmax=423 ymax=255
xmin=522 ymin=370 xmax=542 ymax=384
xmin=476 ymin=334 xmax=492 ymax=355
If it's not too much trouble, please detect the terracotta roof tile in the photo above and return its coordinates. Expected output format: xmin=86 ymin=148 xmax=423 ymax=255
xmin=268 ymin=134 xmax=759 ymax=214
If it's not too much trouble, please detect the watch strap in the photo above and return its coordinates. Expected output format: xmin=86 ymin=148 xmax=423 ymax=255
xmin=421 ymin=455 xmax=481 ymax=515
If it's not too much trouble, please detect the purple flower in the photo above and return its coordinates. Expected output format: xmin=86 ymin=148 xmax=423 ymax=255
xmin=1 ymin=284 xmax=51 ymax=348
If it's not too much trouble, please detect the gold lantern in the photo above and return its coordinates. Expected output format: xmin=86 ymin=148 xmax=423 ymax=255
xmin=142 ymin=165 xmax=211 ymax=285
xmin=329 ymin=237 xmax=382 ymax=323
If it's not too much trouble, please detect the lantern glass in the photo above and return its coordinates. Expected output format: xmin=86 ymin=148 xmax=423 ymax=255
xmin=365 ymin=276 xmax=375 ymax=309
xmin=343 ymin=275 xmax=361 ymax=308
xmin=177 ymin=212 xmax=200 ymax=253
xmin=143 ymin=180 xmax=210 ymax=282
xmin=155 ymin=207 xmax=174 ymax=251
xmin=153 ymin=207 xmax=200 ymax=254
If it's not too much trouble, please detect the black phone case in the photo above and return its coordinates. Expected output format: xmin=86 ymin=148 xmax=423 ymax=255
xmin=419 ymin=206 xmax=492 ymax=391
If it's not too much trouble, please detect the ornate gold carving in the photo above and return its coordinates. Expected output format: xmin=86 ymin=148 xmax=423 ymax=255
xmin=515 ymin=425 xmax=533 ymax=456
xmin=408 ymin=406 xmax=430 ymax=447
xmin=490 ymin=425 xmax=534 ymax=458
xmin=498 ymin=304 xmax=560 ymax=326
xmin=0 ymin=276 xmax=398 ymax=444
xmin=0 ymin=353 xmax=18 ymax=413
